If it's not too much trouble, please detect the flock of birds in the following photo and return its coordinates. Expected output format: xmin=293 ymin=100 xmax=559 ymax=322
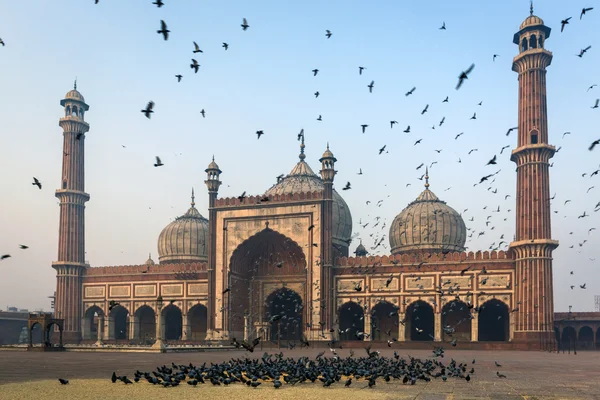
xmin=57 ymin=349 xmax=486 ymax=389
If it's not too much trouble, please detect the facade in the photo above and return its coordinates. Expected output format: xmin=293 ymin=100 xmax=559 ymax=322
xmin=51 ymin=11 xmax=570 ymax=349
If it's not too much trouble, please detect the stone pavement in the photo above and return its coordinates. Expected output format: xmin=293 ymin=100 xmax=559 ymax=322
xmin=0 ymin=348 xmax=599 ymax=399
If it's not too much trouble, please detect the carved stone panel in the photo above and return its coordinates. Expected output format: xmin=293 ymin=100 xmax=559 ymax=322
xmin=336 ymin=279 xmax=364 ymax=293
xmin=442 ymin=276 xmax=472 ymax=290
xmin=161 ymin=284 xmax=184 ymax=297
xmin=84 ymin=286 xmax=105 ymax=298
xmin=405 ymin=276 xmax=434 ymax=290
xmin=370 ymin=277 xmax=399 ymax=291
xmin=480 ymin=275 xmax=510 ymax=288
xmin=134 ymin=284 xmax=156 ymax=297
xmin=188 ymin=283 xmax=208 ymax=296
xmin=109 ymin=285 xmax=130 ymax=298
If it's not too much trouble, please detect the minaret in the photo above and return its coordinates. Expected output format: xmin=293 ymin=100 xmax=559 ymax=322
xmin=52 ymin=81 xmax=90 ymax=343
xmin=205 ymin=156 xmax=222 ymax=339
xmin=510 ymin=6 xmax=558 ymax=347
xmin=319 ymin=143 xmax=336 ymax=334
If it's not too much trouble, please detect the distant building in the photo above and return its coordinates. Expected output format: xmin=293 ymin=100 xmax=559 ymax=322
xmin=47 ymin=9 xmax=593 ymax=350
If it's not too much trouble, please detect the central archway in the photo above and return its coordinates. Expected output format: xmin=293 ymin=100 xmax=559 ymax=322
xmin=371 ymin=301 xmax=399 ymax=341
xmin=135 ymin=306 xmax=155 ymax=344
xmin=478 ymin=299 xmax=509 ymax=341
xmin=442 ymin=300 xmax=472 ymax=342
xmin=265 ymin=288 xmax=303 ymax=342
xmin=406 ymin=300 xmax=434 ymax=341
xmin=228 ymin=227 xmax=307 ymax=337
xmin=338 ymin=301 xmax=364 ymax=340
xmin=110 ymin=306 xmax=129 ymax=341
xmin=163 ymin=305 xmax=182 ymax=341
xmin=84 ymin=305 xmax=104 ymax=340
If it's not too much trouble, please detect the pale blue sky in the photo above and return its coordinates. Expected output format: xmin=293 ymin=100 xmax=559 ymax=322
xmin=0 ymin=0 xmax=598 ymax=312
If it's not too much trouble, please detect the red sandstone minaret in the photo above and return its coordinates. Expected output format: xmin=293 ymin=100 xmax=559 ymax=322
xmin=205 ymin=156 xmax=222 ymax=339
xmin=319 ymin=143 xmax=336 ymax=333
xmin=52 ymin=81 xmax=90 ymax=343
xmin=510 ymin=5 xmax=559 ymax=347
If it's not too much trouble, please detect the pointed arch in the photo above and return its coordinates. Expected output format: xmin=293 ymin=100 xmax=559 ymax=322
xmin=162 ymin=304 xmax=182 ymax=341
xmin=478 ymin=299 xmax=509 ymax=341
xmin=405 ymin=300 xmax=434 ymax=341
xmin=338 ymin=301 xmax=364 ymax=340
xmin=135 ymin=305 xmax=155 ymax=344
xmin=188 ymin=304 xmax=207 ymax=341
xmin=441 ymin=300 xmax=472 ymax=342
xmin=84 ymin=305 xmax=104 ymax=340
xmin=109 ymin=305 xmax=129 ymax=340
xmin=370 ymin=301 xmax=399 ymax=341
xmin=561 ymin=326 xmax=576 ymax=348
xmin=578 ymin=326 xmax=594 ymax=350
xmin=265 ymin=288 xmax=303 ymax=342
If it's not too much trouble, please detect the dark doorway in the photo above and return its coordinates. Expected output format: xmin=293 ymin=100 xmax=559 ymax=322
xmin=478 ymin=299 xmax=509 ymax=341
xmin=30 ymin=323 xmax=43 ymax=346
xmin=188 ymin=304 xmax=208 ymax=341
xmin=110 ymin=306 xmax=129 ymax=340
xmin=406 ymin=300 xmax=434 ymax=341
xmin=84 ymin=306 xmax=103 ymax=340
xmin=163 ymin=305 xmax=182 ymax=341
xmin=370 ymin=301 xmax=399 ymax=341
xmin=442 ymin=300 xmax=472 ymax=342
xmin=578 ymin=326 xmax=594 ymax=349
xmin=338 ymin=301 xmax=365 ymax=340
xmin=136 ymin=306 xmax=155 ymax=344
xmin=265 ymin=288 xmax=303 ymax=342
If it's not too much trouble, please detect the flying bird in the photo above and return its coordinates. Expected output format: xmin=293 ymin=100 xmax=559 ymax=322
xmin=456 ymin=63 xmax=475 ymax=90
xmin=577 ymin=46 xmax=591 ymax=57
xmin=403 ymin=126 xmax=411 ymax=133
xmin=141 ymin=101 xmax=154 ymax=118
xmin=500 ymin=145 xmax=510 ymax=154
xmin=193 ymin=41 xmax=203 ymax=53
xmin=0 ymin=254 xmax=11 ymax=260
xmin=157 ymin=20 xmax=169 ymax=40
xmin=487 ymin=155 xmax=497 ymax=165
xmin=32 ymin=177 xmax=42 ymax=189
xmin=153 ymin=156 xmax=163 ymax=167
xmin=588 ymin=84 xmax=597 ymax=91
xmin=152 ymin=0 xmax=164 ymax=7
xmin=442 ymin=96 xmax=449 ymax=103
xmin=560 ymin=17 xmax=571 ymax=32
xmin=361 ymin=124 xmax=368 ymax=133
xmin=405 ymin=87 xmax=416 ymax=96
xmin=19 ymin=245 xmax=29 ymax=249
xmin=470 ymin=113 xmax=477 ymax=120
xmin=580 ymin=7 xmax=593 ymax=19
xmin=190 ymin=59 xmax=200 ymax=73
xmin=314 ymin=91 xmax=320 ymax=98
xmin=200 ymin=109 xmax=206 ymax=118
xmin=325 ymin=30 xmax=332 ymax=38
xmin=591 ymin=99 xmax=599 ymax=109
xmin=506 ymin=127 xmax=518 ymax=136
xmin=297 ymin=129 xmax=304 ymax=141
xmin=359 ymin=66 xmax=366 ymax=75
xmin=379 ymin=145 xmax=386 ymax=155
xmin=493 ymin=54 xmax=500 ymax=61
xmin=241 ymin=18 xmax=249 ymax=31
xmin=312 ymin=69 xmax=319 ymax=76
xmin=414 ymin=139 xmax=422 ymax=146
xmin=421 ymin=104 xmax=429 ymax=114
xmin=256 ymin=130 xmax=265 ymax=139
xmin=222 ymin=42 xmax=229 ymax=50
xmin=175 ymin=74 xmax=182 ymax=82
xmin=439 ymin=22 xmax=446 ymax=30
xmin=589 ymin=139 xmax=600 ymax=151
xmin=455 ymin=132 xmax=464 ymax=140
xmin=368 ymin=81 xmax=375 ymax=93
xmin=342 ymin=182 xmax=351 ymax=190
xmin=390 ymin=121 xmax=398 ymax=128
xmin=0 ymin=38 xmax=4 ymax=46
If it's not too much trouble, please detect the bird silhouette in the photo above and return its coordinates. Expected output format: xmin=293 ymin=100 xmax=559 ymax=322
xmin=141 ymin=101 xmax=154 ymax=118
xmin=157 ymin=20 xmax=169 ymax=40
xmin=456 ymin=63 xmax=475 ymax=90
xmin=153 ymin=156 xmax=163 ymax=167
xmin=222 ymin=42 xmax=229 ymax=50
xmin=152 ymin=0 xmax=164 ymax=7
xmin=560 ymin=17 xmax=571 ymax=32
xmin=190 ymin=59 xmax=200 ymax=73
xmin=368 ymin=81 xmax=375 ymax=93
xmin=580 ymin=7 xmax=593 ymax=19
xmin=405 ymin=87 xmax=416 ymax=96
xmin=589 ymin=139 xmax=600 ymax=151
xmin=175 ymin=74 xmax=182 ymax=82
xmin=241 ymin=18 xmax=249 ymax=31
xmin=591 ymin=99 xmax=599 ymax=109
xmin=193 ymin=41 xmax=203 ymax=53
xmin=325 ymin=30 xmax=332 ymax=38
xmin=32 ymin=177 xmax=42 ymax=189
xmin=577 ymin=46 xmax=591 ymax=58
xmin=359 ymin=66 xmax=366 ymax=75
xmin=256 ymin=130 xmax=265 ymax=139
xmin=439 ymin=21 xmax=446 ymax=30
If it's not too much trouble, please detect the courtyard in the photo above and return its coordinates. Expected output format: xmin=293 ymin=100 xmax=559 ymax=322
xmin=0 ymin=348 xmax=598 ymax=399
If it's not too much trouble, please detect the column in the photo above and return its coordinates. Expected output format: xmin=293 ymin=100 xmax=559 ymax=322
xmin=129 ymin=316 xmax=137 ymax=341
xmin=364 ymin=312 xmax=372 ymax=341
xmin=434 ymin=313 xmax=441 ymax=341
xmin=105 ymin=316 xmax=114 ymax=340
xmin=183 ymin=313 xmax=191 ymax=341
xmin=398 ymin=313 xmax=406 ymax=341
xmin=244 ymin=314 xmax=250 ymax=341
xmin=471 ymin=315 xmax=479 ymax=342
xmin=152 ymin=310 xmax=165 ymax=349
xmin=96 ymin=316 xmax=104 ymax=344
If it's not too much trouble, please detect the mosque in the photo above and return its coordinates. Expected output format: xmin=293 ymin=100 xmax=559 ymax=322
xmin=51 ymin=11 xmax=559 ymax=349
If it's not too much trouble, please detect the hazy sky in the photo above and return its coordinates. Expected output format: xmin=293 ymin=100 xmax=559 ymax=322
xmin=0 ymin=0 xmax=598 ymax=312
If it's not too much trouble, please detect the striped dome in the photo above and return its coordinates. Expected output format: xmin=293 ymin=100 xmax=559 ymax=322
xmin=389 ymin=174 xmax=466 ymax=255
xmin=157 ymin=191 xmax=208 ymax=264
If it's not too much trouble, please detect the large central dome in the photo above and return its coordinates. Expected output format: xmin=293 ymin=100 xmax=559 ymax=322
xmin=264 ymin=139 xmax=352 ymax=247
xmin=389 ymin=170 xmax=466 ymax=255
xmin=157 ymin=189 xmax=209 ymax=264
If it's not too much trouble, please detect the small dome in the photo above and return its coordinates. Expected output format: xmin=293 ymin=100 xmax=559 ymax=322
xmin=64 ymin=89 xmax=85 ymax=103
xmin=157 ymin=190 xmax=209 ymax=264
xmin=354 ymin=241 xmax=367 ymax=256
xmin=264 ymin=141 xmax=352 ymax=246
xmin=144 ymin=254 xmax=155 ymax=265
xmin=206 ymin=156 xmax=220 ymax=171
xmin=389 ymin=171 xmax=466 ymax=255
xmin=520 ymin=14 xmax=544 ymax=30
xmin=320 ymin=145 xmax=335 ymax=160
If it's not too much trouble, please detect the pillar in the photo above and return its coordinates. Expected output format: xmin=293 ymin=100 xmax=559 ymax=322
xmin=96 ymin=316 xmax=104 ymax=344
xmin=397 ymin=312 xmax=406 ymax=341
xmin=152 ymin=309 xmax=165 ymax=349
xmin=129 ymin=316 xmax=138 ymax=340
xmin=244 ymin=314 xmax=250 ymax=341
xmin=183 ymin=313 xmax=191 ymax=341
xmin=105 ymin=316 xmax=114 ymax=340
xmin=434 ymin=313 xmax=441 ymax=341
xmin=471 ymin=315 xmax=478 ymax=342
xmin=364 ymin=312 xmax=372 ymax=341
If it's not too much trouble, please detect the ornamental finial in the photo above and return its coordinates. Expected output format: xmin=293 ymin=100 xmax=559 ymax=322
xmin=299 ymin=131 xmax=306 ymax=161
xmin=424 ymin=166 xmax=430 ymax=189
xmin=191 ymin=187 xmax=195 ymax=207
xmin=74 ymin=77 xmax=77 ymax=90
xmin=530 ymin=0 xmax=534 ymax=15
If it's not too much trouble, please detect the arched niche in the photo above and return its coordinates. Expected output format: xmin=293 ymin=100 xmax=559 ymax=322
xmin=109 ymin=305 xmax=129 ymax=340
xmin=135 ymin=305 xmax=155 ymax=344
xmin=370 ymin=301 xmax=399 ymax=341
xmin=477 ymin=299 xmax=509 ymax=341
xmin=83 ymin=305 xmax=104 ymax=340
xmin=188 ymin=304 xmax=207 ymax=341
xmin=578 ymin=326 xmax=594 ymax=349
xmin=405 ymin=300 xmax=434 ymax=341
xmin=442 ymin=300 xmax=472 ymax=342
xmin=265 ymin=287 xmax=303 ymax=342
xmin=338 ymin=301 xmax=364 ymax=340
xmin=162 ymin=304 xmax=182 ymax=341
